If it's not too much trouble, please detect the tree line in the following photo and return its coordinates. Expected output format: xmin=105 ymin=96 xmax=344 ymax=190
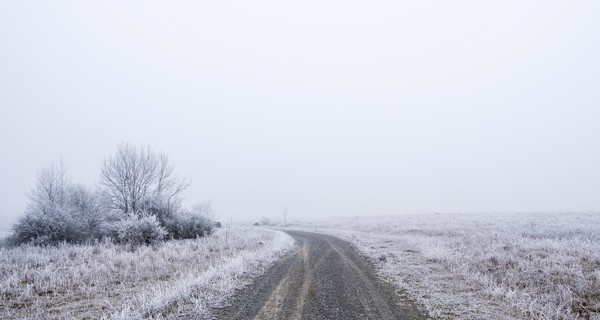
xmin=8 ymin=143 xmax=214 ymax=246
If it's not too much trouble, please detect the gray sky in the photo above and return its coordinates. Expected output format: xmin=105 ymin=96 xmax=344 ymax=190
xmin=1 ymin=1 xmax=599 ymax=229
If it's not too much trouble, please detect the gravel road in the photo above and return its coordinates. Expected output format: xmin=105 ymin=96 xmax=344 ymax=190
xmin=213 ymin=231 xmax=428 ymax=320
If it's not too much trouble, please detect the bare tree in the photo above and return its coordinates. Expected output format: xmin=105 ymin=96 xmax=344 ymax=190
xmin=66 ymin=183 xmax=105 ymax=238
xmin=98 ymin=143 xmax=190 ymax=219
xmin=27 ymin=161 xmax=70 ymax=213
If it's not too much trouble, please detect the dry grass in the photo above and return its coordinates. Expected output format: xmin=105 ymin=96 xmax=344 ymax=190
xmin=297 ymin=212 xmax=600 ymax=319
xmin=0 ymin=227 xmax=294 ymax=319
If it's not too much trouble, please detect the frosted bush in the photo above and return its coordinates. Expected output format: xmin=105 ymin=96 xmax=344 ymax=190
xmin=9 ymin=163 xmax=108 ymax=246
xmin=9 ymin=205 xmax=86 ymax=245
xmin=9 ymin=146 xmax=214 ymax=246
xmin=164 ymin=211 xmax=214 ymax=240
xmin=112 ymin=213 xmax=167 ymax=246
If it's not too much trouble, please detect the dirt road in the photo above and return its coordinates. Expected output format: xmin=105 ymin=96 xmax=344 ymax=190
xmin=213 ymin=231 xmax=427 ymax=320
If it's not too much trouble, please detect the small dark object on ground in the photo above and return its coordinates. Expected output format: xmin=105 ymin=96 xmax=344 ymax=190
xmin=214 ymin=221 xmax=222 ymax=228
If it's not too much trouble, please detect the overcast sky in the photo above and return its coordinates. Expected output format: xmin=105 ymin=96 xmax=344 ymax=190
xmin=1 ymin=1 xmax=599 ymax=230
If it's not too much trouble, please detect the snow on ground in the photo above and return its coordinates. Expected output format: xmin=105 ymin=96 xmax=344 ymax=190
xmin=0 ymin=226 xmax=295 ymax=319
xmin=293 ymin=212 xmax=600 ymax=320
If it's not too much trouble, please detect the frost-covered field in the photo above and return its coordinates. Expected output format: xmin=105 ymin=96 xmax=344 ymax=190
xmin=297 ymin=212 xmax=600 ymax=319
xmin=0 ymin=227 xmax=294 ymax=319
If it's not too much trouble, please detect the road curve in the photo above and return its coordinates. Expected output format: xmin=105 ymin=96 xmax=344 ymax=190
xmin=213 ymin=231 xmax=427 ymax=320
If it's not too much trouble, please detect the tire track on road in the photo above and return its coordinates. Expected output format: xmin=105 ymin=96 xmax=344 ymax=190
xmin=213 ymin=231 xmax=427 ymax=320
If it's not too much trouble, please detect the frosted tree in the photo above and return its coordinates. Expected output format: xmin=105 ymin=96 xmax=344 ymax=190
xmin=11 ymin=162 xmax=99 ymax=245
xmin=65 ymin=183 xmax=105 ymax=238
xmin=98 ymin=143 xmax=190 ymax=222
xmin=27 ymin=161 xmax=69 ymax=213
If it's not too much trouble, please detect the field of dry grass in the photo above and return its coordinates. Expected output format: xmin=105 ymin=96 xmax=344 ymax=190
xmin=0 ymin=227 xmax=294 ymax=319
xmin=296 ymin=212 xmax=600 ymax=320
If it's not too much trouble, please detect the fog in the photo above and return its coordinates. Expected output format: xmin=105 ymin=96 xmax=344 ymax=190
xmin=1 ymin=1 xmax=599 ymax=230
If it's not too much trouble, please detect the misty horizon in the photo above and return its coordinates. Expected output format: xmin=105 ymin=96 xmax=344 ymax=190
xmin=1 ymin=1 xmax=599 ymax=230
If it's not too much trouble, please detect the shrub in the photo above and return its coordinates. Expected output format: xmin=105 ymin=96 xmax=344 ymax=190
xmin=9 ymin=205 xmax=86 ymax=245
xmin=164 ymin=211 xmax=214 ymax=240
xmin=191 ymin=201 xmax=215 ymax=220
xmin=0 ymin=234 xmax=8 ymax=248
xmin=10 ymin=163 xmax=109 ymax=246
xmin=111 ymin=213 xmax=168 ymax=246
xmin=10 ymin=147 xmax=213 ymax=247
xmin=141 ymin=197 xmax=176 ymax=227
xmin=259 ymin=217 xmax=274 ymax=226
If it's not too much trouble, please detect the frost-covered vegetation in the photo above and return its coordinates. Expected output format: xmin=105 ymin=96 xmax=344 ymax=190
xmin=0 ymin=226 xmax=295 ymax=319
xmin=297 ymin=212 xmax=600 ymax=320
xmin=2 ymin=144 xmax=296 ymax=318
xmin=8 ymin=144 xmax=213 ymax=246
xmin=0 ymin=231 xmax=8 ymax=248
